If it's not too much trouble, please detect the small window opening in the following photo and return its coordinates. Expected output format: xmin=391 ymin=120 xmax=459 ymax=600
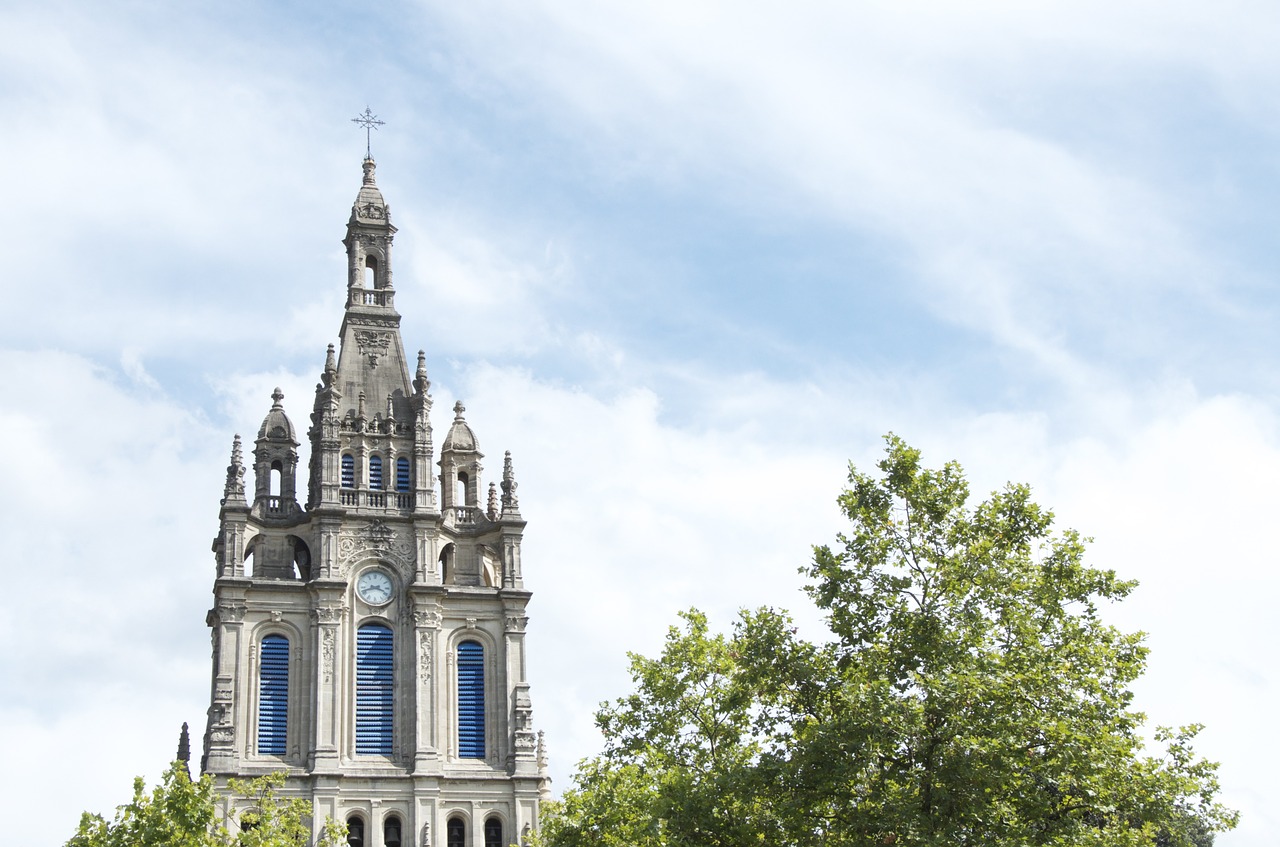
xmin=446 ymin=818 xmax=465 ymax=847
xmin=456 ymin=471 xmax=468 ymax=507
xmin=369 ymin=455 xmax=383 ymax=490
xmin=384 ymin=816 xmax=403 ymax=847
xmin=270 ymin=460 xmax=282 ymax=497
xmin=396 ymin=457 xmax=410 ymax=492
xmin=484 ymin=817 xmax=503 ymax=847
xmin=363 ymin=256 xmax=377 ymax=289
xmin=346 ymin=815 xmax=365 ymax=847
xmin=341 ymin=454 xmax=355 ymax=489
xmin=439 ymin=544 xmax=455 ymax=585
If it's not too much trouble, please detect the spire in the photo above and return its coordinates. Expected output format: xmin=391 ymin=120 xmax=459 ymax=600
xmin=322 ymin=343 xmax=337 ymax=385
xmin=414 ymin=349 xmax=430 ymax=395
xmin=176 ymin=722 xmax=191 ymax=779
xmin=222 ymin=435 xmax=246 ymax=505
xmin=487 ymin=482 xmax=499 ymax=521
xmin=502 ymin=450 xmax=521 ymax=517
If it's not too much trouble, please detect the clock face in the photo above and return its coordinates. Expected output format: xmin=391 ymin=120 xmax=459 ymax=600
xmin=356 ymin=569 xmax=394 ymax=605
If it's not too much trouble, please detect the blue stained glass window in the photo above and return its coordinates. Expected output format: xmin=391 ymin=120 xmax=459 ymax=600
xmin=396 ymin=457 xmax=410 ymax=492
xmin=257 ymin=635 xmax=288 ymax=755
xmin=457 ymin=640 xmax=485 ymax=759
xmin=341 ymin=454 xmax=355 ymax=488
xmin=356 ymin=625 xmax=394 ymax=754
xmin=369 ymin=455 xmax=383 ymax=489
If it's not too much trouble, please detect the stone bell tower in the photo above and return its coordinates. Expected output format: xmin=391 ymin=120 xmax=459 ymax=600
xmin=203 ymin=158 xmax=549 ymax=847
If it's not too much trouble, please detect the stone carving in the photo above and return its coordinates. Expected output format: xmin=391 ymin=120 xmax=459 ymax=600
xmin=311 ymin=605 xmax=344 ymax=625
xmin=354 ymin=329 xmax=392 ymax=367
xmin=217 ymin=602 xmax=247 ymax=623
xmin=418 ymin=631 xmax=433 ymax=680
xmin=505 ymin=615 xmax=528 ymax=633
xmin=337 ymin=519 xmax=414 ymax=578
xmin=322 ymin=629 xmax=336 ymax=683
xmin=210 ymin=727 xmax=235 ymax=744
xmin=413 ymin=608 xmax=442 ymax=628
xmin=358 ymin=202 xmax=386 ymax=220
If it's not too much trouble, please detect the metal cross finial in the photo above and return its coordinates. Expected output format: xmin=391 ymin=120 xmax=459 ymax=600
xmin=351 ymin=107 xmax=385 ymax=158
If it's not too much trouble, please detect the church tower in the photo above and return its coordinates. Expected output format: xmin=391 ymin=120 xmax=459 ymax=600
xmin=203 ymin=157 xmax=549 ymax=847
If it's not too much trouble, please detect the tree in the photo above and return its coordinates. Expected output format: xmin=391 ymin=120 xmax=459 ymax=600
xmin=65 ymin=764 xmax=346 ymax=847
xmin=542 ymin=436 xmax=1237 ymax=847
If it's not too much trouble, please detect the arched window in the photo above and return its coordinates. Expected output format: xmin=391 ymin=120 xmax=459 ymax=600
xmin=269 ymin=460 xmax=282 ymax=497
xmin=484 ymin=817 xmax=503 ymax=847
xmin=257 ymin=634 xmax=288 ymax=755
xmin=341 ymin=454 xmax=355 ymax=489
xmin=356 ymin=624 xmax=394 ymax=754
xmin=364 ymin=256 xmax=378 ymax=289
xmin=456 ymin=471 xmax=468 ymax=506
xmin=369 ymin=455 xmax=383 ymax=490
xmin=347 ymin=815 xmax=365 ymax=847
xmin=383 ymin=815 xmax=403 ymax=847
xmin=457 ymin=640 xmax=485 ymax=759
xmin=396 ymin=457 xmax=410 ymax=492
xmin=446 ymin=818 xmax=465 ymax=847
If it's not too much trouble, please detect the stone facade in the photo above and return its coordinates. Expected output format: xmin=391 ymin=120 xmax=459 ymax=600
xmin=202 ymin=158 xmax=549 ymax=847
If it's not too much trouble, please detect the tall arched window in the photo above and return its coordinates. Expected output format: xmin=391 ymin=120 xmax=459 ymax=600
xmin=356 ymin=624 xmax=394 ymax=754
xmin=446 ymin=818 xmax=465 ymax=847
xmin=396 ymin=457 xmax=410 ymax=492
xmin=457 ymin=640 xmax=485 ymax=759
xmin=341 ymin=454 xmax=355 ymax=489
xmin=484 ymin=817 xmax=503 ymax=847
xmin=257 ymin=635 xmax=288 ymax=755
xmin=369 ymin=455 xmax=383 ymax=490
xmin=383 ymin=815 xmax=402 ymax=847
xmin=346 ymin=815 xmax=365 ymax=847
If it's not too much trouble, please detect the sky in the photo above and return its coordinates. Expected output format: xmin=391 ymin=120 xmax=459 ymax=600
xmin=1 ymin=0 xmax=1277 ymax=843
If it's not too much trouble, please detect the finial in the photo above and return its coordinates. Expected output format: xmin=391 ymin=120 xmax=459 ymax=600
xmin=487 ymin=482 xmax=498 ymax=521
xmin=358 ymin=392 xmax=367 ymax=418
xmin=414 ymin=350 xmax=430 ymax=395
xmin=271 ymin=387 xmax=284 ymax=407
xmin=351 ymin=106 xmax=385 ymax=159
xmin=177 ymin=722 xmax=191 ymax=779
xmin=501 ymin=450 xmax=520 ymax=514
xmin=223 ymin=435 xmax=246 ymax=503
xmin=325 ymin=344 xmax=336 ymax=372
xmin=453 ymin=400 xmax=466 ymax=420
xmin=537 ymin=729 xmax=548 ymax=772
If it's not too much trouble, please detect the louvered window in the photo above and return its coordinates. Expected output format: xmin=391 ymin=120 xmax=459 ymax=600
xmin=257 ymin=635 xmax=288 ymax=755
xmin=356 ymin=625 xmax=394 ymax=754
xmin=446 ymin=818 xmax=465 ymax=847
xmin=457 ymin=640 xmax=485 ymax=759
xmin=396 ymin=457 xmax=410 ymax=492
xmin=369 ymin=455 xmax=383 ymax=489
xmin=484 ymin=817 xmax=503 ymax=847
xmin=341 ymin=454 xmax=355 ymax=488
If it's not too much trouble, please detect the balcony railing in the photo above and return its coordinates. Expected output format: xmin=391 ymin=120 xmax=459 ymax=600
xmin=350 ymin=288 xmax=394 ymax=308
xmin=338 ymin=489 xmax=414 ymax=511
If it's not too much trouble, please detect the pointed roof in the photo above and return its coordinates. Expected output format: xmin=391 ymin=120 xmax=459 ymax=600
xmin=256 ymin=388 xmax=298 ymax=443
xmin=443 ymin=401 xmax=480 ymax=452
xmin=350 ymin=157 xmax=390 ymax=225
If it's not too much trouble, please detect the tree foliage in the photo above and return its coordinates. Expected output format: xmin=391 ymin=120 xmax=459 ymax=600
xmin=542 ymin=436 xmax=1237 ymax=847
xmin=65 ymin=765 xmax=346 ymax=847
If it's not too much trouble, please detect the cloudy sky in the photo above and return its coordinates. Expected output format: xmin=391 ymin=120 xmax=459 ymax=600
xmin=2 ymin=1 xmax=1277 ymax=843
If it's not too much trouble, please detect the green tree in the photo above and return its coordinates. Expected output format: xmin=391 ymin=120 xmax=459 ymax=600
xmin=65 ymin=764 xmax=346 ymax=847
xmin=543 ymin=436 xmax=1237 ymax=847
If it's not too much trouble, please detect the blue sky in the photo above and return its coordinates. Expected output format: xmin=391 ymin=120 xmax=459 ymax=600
xmin=2 ymin=1 xmax=1278 ymax=844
